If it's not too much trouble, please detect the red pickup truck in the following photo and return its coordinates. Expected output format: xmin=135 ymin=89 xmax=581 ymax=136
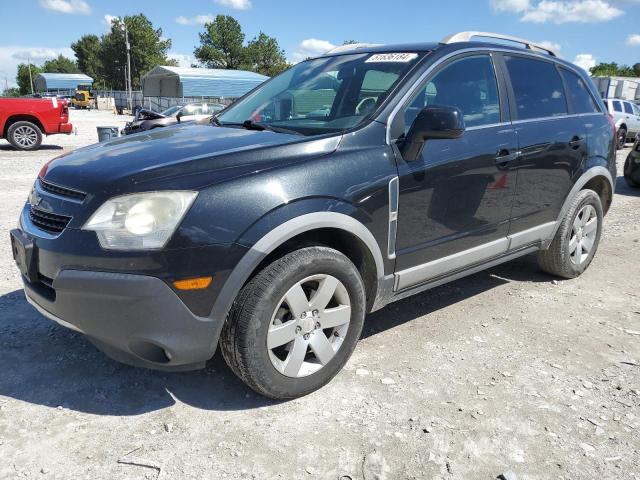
xmin=0 ymin=97 xmax=73 ymax=151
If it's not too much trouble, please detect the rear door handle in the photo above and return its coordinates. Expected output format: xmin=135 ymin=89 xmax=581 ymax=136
xmin=495 ymin=149 xmax=520 ymax=164
xmin=569 ymin=136 xmax=584 ymax=149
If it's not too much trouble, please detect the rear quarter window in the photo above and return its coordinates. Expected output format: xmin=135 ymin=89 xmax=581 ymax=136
xmin=559 ymin=68 xmax=599 ymax=114
xmin=504 ymin=55 xmax=567 ymax=120
xmin=612 ymin=100 xmax=622 ymax=112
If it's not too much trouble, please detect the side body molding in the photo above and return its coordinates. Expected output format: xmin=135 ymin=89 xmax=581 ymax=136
xmin=544 ymin=166 xmax=614 ymax=247
xmin=208 ymin=212 xmax=386 ymax=325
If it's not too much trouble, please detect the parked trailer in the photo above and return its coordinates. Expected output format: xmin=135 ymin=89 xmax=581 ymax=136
xmin=592 ymin=76 xmax=640 ymax=102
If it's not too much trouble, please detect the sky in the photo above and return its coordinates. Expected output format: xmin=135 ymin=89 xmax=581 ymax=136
xmin=1 ymin=0 xmax=639 ymax=88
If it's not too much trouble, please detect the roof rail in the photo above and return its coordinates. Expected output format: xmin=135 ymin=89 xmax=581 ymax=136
xmin=441 ymin=31 xmax=559 ymax=57
xmin=324 ymin=43 xmax=381 ymax=55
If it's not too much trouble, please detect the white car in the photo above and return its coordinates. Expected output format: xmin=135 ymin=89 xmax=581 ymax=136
xmin=604 ymin=98 xmax=640 ymax=148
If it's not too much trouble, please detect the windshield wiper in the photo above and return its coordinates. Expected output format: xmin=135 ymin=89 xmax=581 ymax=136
xmin=241 ymin=120 xmax=303 ymax=136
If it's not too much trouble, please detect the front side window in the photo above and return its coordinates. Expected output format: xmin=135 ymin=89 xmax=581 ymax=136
xmin=162 ymin=105 xmax=182 ymax=116
xmin=505 ymin=56 xmax=567 ymax=120
xmin=623 ymin=102 xmax=634 ymax=114
xmin=559 ymin=68 xmax=599 ymax=114
xmin=612 ymin=100 xmax=622 ymax=112
xmin=217 ymin=52 xmax=423 ymax=135
xmin=403 ymin=55 xmax=500 ymax=131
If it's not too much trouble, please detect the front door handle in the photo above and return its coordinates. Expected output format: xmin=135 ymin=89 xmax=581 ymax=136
xmin=495 ymin=149 xmax=520 ymax=165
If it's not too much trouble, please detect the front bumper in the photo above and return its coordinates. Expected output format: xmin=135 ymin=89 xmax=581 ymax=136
xmin=12 ymin=198 xmax=247 ymax=370
xmin=22 ymin=268 xmax=220 ymax=370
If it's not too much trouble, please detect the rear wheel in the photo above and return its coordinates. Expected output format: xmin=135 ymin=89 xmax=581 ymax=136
xmin=617 ymin=128 xmax=627 ymax=149
xmin=220 ymin=246 xmax=366 ymax=399
xmin=538 ymin=189 xmax=603 ymax=278
xmin=7 ymin=121 xmax=42 ymax=151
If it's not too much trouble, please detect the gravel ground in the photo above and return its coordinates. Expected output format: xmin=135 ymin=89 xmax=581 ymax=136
xmin=0 ymin=109 xmax=638 ymax=480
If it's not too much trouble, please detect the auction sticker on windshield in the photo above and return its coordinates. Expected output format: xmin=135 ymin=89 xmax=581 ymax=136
xmin=366 ymin=53 xmax=418 ymax=63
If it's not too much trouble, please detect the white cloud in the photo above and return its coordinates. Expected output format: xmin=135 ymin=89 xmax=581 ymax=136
xmin=491 ymin=0 xmax=531 ymax=12
xmin=214 ymin=0 xmax=251 ymax=10
xmin=573 ymin=53 xmax=597 ymax=72
xmin=492 ymin=0 xmax=624 ymax=23
xmin=176 ymin=14 xmax=215 ymax=26
xmin=0 ymin=45 xmax=74 ymax=88
xmin=522 ymin=1 xmax=623 ymax=23
xmin=39 ymin=0 xmax=91 ymax=15
xmin=167 ymin=53 xmax=196 ymax=68
xmin=537 ymin=40 xmax=561 ymax=51
xmin=103 ymin=14 xmax=117 ymax=27
xmin=290 ymin=38 xmax=337 ymax=63
xmin=627 ymin=34 xmax=640 ymax=46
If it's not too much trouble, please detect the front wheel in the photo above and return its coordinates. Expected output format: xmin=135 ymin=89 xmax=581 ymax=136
xmin=220 ymin=246 xmax=366 ymax=399
xmin=537 ymin=189 xmax=603 ymax=278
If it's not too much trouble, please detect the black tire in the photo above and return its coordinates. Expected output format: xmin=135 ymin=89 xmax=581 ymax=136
xmin=7 ymin=121 xmax=42 ymax=151
xmin=220 ymin=246 xmax=366 ymax=399
xmin=623 ymin=154 xmax=640 ymax=188
xmin=617 ymin=128 xmax=627 ymax=150
xmin=537 ymin=189 xmax=603 ymax=279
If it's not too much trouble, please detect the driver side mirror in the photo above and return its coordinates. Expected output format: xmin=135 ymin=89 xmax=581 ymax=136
xmin=401 ymin=105 xmax=465 ymax=161
xmin=176 ymin=111 xmax=182 ymax=123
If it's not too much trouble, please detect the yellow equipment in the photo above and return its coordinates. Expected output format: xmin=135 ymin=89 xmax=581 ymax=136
xmin=71 ymin=84 xmax=94 ymax=109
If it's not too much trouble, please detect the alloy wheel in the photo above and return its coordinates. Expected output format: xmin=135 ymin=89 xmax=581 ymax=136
xmin=569 ymin=204 xmax=598 ymax=265
xmin=13 ymin=125 xmax=38 ymax=148
xmin=267 ymin=274 xmax=351 ymax=378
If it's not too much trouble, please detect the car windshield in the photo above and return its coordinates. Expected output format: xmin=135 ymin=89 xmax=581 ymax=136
xmin=217 ymin=52 xmax=424 ymax=135
xmin=161 ymin=105 xmax=183 ymax=117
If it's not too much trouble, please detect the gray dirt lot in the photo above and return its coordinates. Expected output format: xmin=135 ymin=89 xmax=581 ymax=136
xmin=0 ymin=109 xmax=638 ymax=480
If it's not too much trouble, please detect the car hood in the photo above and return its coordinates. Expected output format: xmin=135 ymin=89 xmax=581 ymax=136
xmin=43 ymin=124 xmax=341 ymax=195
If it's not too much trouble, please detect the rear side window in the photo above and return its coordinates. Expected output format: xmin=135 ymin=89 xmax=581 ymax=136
xmin=612 ymin=100 xmax=622 ymax=112
xmin=403 ymin=54 xmax=500 ymax=130
xmin=559 ymin=68 xmax=599 ymax=114
xmin=624 ymin=102 xmax=634 ymax=114
xmin=504 ymin=56 xmax=567 ymax=120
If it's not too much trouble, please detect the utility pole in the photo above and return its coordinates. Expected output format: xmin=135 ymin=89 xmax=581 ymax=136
xmin=27 ymin=57 xmax=34 ymax=95
xmin=124 ymin=22 xmax=133 ymax=112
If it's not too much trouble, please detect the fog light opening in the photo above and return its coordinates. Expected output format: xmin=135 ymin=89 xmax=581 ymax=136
xmin=129 ymin=340 xmax=172 ymax=364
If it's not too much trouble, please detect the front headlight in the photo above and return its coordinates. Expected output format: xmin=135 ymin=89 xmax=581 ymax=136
xmin=83 ymin=191 xmax=198 ymax=250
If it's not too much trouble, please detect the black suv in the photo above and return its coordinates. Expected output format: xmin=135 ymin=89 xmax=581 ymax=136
xmin=11 ymin=32 xmax=616 ymax=399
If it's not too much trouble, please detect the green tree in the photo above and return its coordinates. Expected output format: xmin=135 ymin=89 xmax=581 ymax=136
xmin=343 ymin=40 xmax=359 ymax=45
xmin=244 ymin=32 xmax=289 ymax=76
xmin=2 ymin=87 xmax=20 ymax=97
xmin=194 ymin=15 xmax=246 ymax=69
xmin=16 ymin=63 xmax=42 ymax=95
xmin=42 ymin=54 xmax=80 ymax=73
xmin=71 ymin=34 xmax=102 ymax=82
xmin=590 ymin=62 xmax=639 ymax=77
xmin=99 ymin=14 xmax=172 ymax=89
